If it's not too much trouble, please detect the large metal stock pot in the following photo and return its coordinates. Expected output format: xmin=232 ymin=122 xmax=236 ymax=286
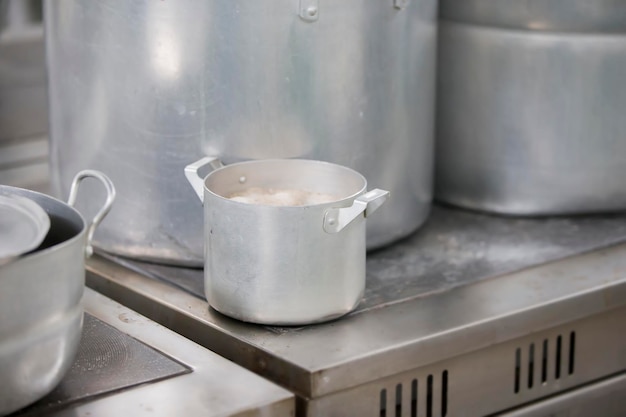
xmin=436 ymin=0 xmax=626 ymax=215
xmin=0 ymin=171 xmax=114 ymax=416
xmin=45 ymin=0 xmax=438 ymax=266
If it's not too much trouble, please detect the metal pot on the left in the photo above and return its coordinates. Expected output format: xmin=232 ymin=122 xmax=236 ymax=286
xmin=0 ymin=170 xmax=115 ymax=416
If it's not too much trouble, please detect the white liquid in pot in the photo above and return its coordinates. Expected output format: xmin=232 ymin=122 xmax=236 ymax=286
xmin=228 ymin=187 xmax=339 ymax=206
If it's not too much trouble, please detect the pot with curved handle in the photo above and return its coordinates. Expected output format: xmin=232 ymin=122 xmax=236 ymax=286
xmin=0 ymin=170 xmax=115 ymax=416
xmin=185 ymin=157 xmax=389 ymax=325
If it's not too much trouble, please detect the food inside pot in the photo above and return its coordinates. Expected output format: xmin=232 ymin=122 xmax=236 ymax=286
xmin=228 ymin=187 xmax=339 ymax=206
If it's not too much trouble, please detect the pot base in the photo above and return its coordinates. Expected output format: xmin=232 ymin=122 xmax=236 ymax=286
xmin=208 ymin=298 xmax=362 ymax=327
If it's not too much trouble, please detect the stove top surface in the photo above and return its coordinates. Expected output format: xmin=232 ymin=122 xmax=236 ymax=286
xmin=7 ymin=289 xmax=294 ymax=417
xmin=13 ymin=314 xmax=190 ymax=416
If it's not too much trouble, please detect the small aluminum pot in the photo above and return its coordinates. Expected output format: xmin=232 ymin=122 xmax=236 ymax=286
xmin=0 ymin=171 xmax=115 ymax=416
xmin=185 ymin=157 xmax=389 ymax=325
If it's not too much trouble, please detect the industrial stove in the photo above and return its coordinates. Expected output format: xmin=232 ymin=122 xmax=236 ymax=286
xmin=8 ymin=288 xmax=294 ymax=417
xmin=85 ymin=205 xmax=626 ymax=416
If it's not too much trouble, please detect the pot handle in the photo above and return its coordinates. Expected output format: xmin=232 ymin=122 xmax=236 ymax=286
xmin=184 ymin=156 xmax=224 ymax=204
xmin=323 ymin=189 xmax=390 ymax=234
xmin=67 ymin=170 xmax=116 ymax=258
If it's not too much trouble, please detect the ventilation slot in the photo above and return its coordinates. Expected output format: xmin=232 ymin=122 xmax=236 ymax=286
xmin=380 ymin=389 xmax=387 ymax=417
xmin=396 ymin=383 xmax=402 ymax=417
xmin=555 ymin=335 xmax=562 ymax=379
xmin=411 ymin=379 xmax=418 ymax=417
xmin=569 ymin=331 xmax=576 ymax=375
xmin=528 ymin=343 xmax=536 ymax=388
xmin=514 ymin=331 xmax=577 ymax=393
xmin=442 ymin=370 xmax=448 ymax=417
xmin=514 ymin=348 xmax=521 ymax=393
xmin=426 ymin=374 xmax=433 ymax=417
xmin=379 ymin=371 xmax=448 ymax=417
xmin=541 ymin=339 xmax=548 ymax=384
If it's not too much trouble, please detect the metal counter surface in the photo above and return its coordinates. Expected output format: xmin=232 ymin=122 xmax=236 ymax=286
xmin=86 ymin=204 xmax=626 ymax=404
xmin=103 ymin=205 xmax=626 ymax=311
xmin=10 ymin=288 xmax=295 ymax=417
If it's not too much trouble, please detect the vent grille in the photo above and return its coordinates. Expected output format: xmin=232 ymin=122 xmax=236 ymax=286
xmin=379 ymin=371 xmax=448 ymax=417
xmin=514 ymin=331 xmax=576 ymax=394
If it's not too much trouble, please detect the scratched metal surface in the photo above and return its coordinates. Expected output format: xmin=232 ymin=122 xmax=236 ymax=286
xmin=104 ymin=204 xmax=626 ymax=313
xmin=358 ymin=205 xmax=626 ymax=311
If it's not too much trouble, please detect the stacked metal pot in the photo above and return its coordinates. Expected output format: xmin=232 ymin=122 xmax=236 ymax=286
xmin=436 ymin=0 xmax=626 ymax=215
xmin=0 ymin=171 xmax=114 ymax=415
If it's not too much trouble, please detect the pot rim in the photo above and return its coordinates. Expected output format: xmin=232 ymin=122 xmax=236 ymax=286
xmin=202 ymin=158 xmax=368 ymax=209
xmin=0 ymin=185 xmax=87 ymax=264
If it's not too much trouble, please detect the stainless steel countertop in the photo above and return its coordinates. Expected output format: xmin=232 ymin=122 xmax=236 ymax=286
xmin=86 ymin=204 xmax=626 ymax=399
xmin=101 ymin=204 xmax=626 ymax=310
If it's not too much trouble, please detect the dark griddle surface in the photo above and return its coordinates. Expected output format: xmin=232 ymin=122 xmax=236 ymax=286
xmin=13 ymin=314 xmax=190 ymax=416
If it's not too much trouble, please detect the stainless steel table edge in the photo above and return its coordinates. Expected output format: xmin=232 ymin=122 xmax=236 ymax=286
xmin=50 ymin=288 xmax=295 ymax=417
xmin=86 ymin=242 xmax=626 ymax=399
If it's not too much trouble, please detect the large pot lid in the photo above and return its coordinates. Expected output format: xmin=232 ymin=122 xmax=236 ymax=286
xmin=0 ymin=194 xmax=50 ymax=262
